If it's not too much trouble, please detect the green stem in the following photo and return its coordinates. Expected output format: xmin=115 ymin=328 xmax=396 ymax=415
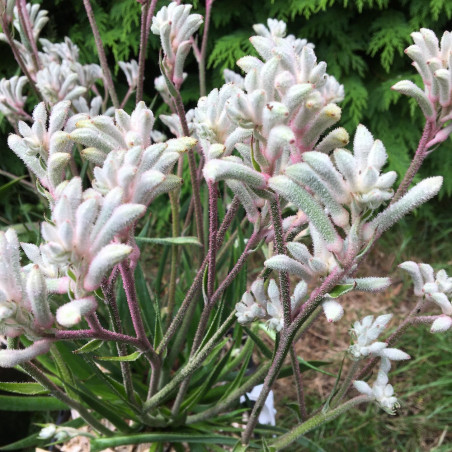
xmin=143 ymin=310 xmax=236 ymax=413
xmin=186 ymin=363 xmax=271 ymax=424
xmin=290 ymin=345 xmax=307 ymax=421
xmin=270 ymin=396 xmax=372 ymax=449
xmin=330 ymin=359 xmax=361 ymax=408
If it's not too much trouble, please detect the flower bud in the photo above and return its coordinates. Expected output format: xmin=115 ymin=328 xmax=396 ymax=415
xmin=431 ymin=315 xmax=452 ymax=333
xmin=322 ymin=299 xmax=344 ymax=322
xmin=56 ymin=297 xmax=97 ymax=327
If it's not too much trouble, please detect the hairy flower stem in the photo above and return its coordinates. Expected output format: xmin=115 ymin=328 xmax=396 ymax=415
xmin=21 ymin=361 xmax=113 ymax=436
xmin=242 ymin=261 xmax=354 ymax=444
xmin=82 ymin=0 xmax=119 ymax=108
xmin=156 ymin=197 xmax=240 ymax=355
xmin=391 ymin=120 xmax=435 ymax=203
xmin=120 ymin=85 xmax=133 ymax=109
xmin=102 ymin=280 xmax=136 ymax=405
xmin=196 ymin=0 xmax=213 ymax=97
xmin=136 ymin=0 xmax=158 ymax=103
xmin=16 ymin=0 xmax=41 ymax=71
xmin=187 ymin=362 xmax=271 ymax=424
xmin=207 ymin=181 xmax=218 ymax=298
xmin=119 ymin=261 xmax=161 ymax=397
xmin=270 ymin=396 xmax=372 ymax=449
xmin=0 ymin=11 xmax=43 ymax=102
xmin=290 ymin=345 xmax=308 ymax=421
xmin=269 ymin=195 xmax=292 ymax=326
xmin=172 ymin=230 xmax=260 ymax=415
xmin=55 ymin=327 xmax=142 ymax=347
xmin=143 ymin=310 xmax=236 ymax=413
xmin=172 ymin=87 xmax=205 ymax=251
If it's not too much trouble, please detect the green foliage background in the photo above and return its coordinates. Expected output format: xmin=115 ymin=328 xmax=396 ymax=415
xmin=1 ymin=0 xmax=452 ymax=232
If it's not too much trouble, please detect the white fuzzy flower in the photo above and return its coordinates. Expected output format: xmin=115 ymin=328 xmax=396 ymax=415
xmin=354 ymin=358 xmax=400 ymax=415
xmin=348 ymin=314 xmax=410 ymax=361
xmin=7 ymin=101 xmax=73 ymax=197
xmin=151 ymin=2 xmax=202 ymax=88
xmin=400 ymin=262 xmax=452 ymax=317
xmin=0 ymin=76 xmax=28 ymax=122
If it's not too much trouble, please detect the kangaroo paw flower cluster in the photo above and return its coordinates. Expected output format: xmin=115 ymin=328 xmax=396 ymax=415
xmin=354 ymin=358 xmax=401 ymax=415
xmin=236 ymin=278 xmax=307 ymax=332
xmin=348 ymin=314 xmax=410 ymax=361
xmin=400 ymin=262 xmax=452 ymax=332
xmin=151 ymin=2 xmax=203 ymax=89
xmin=392 ymin=29 xmax=452 ymax=147
xmin=0 ymin=76 xmax=28 ymax=123
xmin=8 ymin=101 xmax=73 ymax=198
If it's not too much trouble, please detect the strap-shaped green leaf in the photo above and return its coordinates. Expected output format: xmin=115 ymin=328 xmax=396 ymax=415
xmin=0 ymin=395 xmax=67 ymax=411
xmin=135 ymin=236 xmax=202 ymax=246
xmin=73 ymin=339 xmax=104 ymax=354
xmin=95 ymin=350 xmax=142 ymax=362
xmin=91 ymin=432 xmax=239 ymax=452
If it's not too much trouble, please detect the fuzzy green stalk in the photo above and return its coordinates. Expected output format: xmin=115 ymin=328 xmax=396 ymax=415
xmin=270 ymin=395 xmax=372 ymax=449
xmin=290 ymin=345 xmax=308 ymax=421
xmin=330 ymin=359 xmax=361 ymax=408
xmin=102 ymin=280 xmax=136 ymax=405
xmin=186 ymin=362 xmax=271 ymax=424
xmin=143 ymin=310 xmax=236 ymax=413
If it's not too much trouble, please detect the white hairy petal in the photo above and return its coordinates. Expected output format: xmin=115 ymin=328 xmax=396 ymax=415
xmin=430 ymin=315 xmax=452 ymax=333
xmin=382 ymin=348 xmax=411 ymax=361
xmin=391 ymin=80 xmax=435 ymax=119
xmin=0 ymin=340 xmax=52 ymax=368
xmin=353 ymin=380 xmax=373 ymax=397
xmin=56 ymin=297 xmax=97 ymax=327
xmin=399 ymin=261 xmax=424 ymax=296
xmin=346 ymin=277 xmax=391 ymax=292
xmin=84 ymin=244 xmax=132 ymax=291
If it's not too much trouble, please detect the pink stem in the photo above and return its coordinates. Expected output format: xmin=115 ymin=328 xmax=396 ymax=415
xmin=391 ymin=120 xmax=436 ymax=204
xmin=82 ymin=0 xmax=119 ymax=108
xmin=136 ymin=0 xmax=158 ymax=103
xmin=55 ymin=328 xmax=142 ymax=349
xmin=16 ymin=0 xmax=41 ymax=71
